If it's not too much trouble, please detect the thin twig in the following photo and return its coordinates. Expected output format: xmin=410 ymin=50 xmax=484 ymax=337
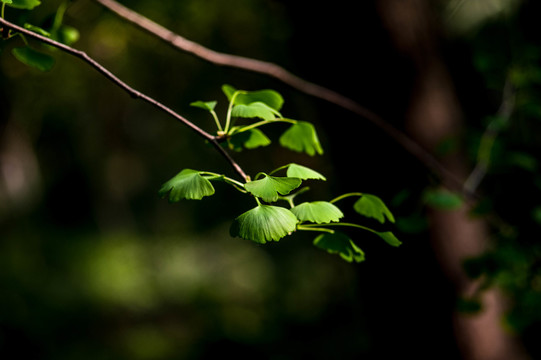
xmin=0 ymin=17 xmax=248 ymax=182
xmin=92 ymin=0 xmax=469 ymax=197
xmin=463 ymin=80 xmax=515 ymax=194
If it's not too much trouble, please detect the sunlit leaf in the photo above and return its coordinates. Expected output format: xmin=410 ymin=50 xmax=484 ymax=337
xmin=279 ymin=121 xmax=323 ymax=156
xmin=4 ymin=0 xmax=41 ymax=9
xmin=230 ymin=205 xmax=298 ymax=243
xmin=232 ymin=102 xmax=280 ymax=121
xmin=229 ymin=128 xmax=271 ymax=151
xmin=292 ymin=201 xmax=343 ymax=224
xmin=285 ymin=163 xmax=326 ymax=180
xmin=11 ymin=47 xmax=55 ymax=72
xmin=423 ymin=188 xmax=463 ymax=210
xmin=222 ymin=84 xmax=284 ymax=110
xmin=313 ymin=232 xmax=365 ymax=263
xmin=190 ymin=100 xmax=217 ymax=112
xmin=354 ymin=194 xmax=395 ymax=224
xmin=159 ymin=169 xmax=215 ymax=201
xmin=244 ymin=174 xmax=301 ymax=202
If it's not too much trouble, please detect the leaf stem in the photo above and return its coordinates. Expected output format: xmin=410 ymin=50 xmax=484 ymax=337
xmin=297 ymin=224 xmax=335 ymax=233
xmin=224 ymin=90 xmax=243 ymax=134
xmin=232 ymin=118 xmax=296 ymax=135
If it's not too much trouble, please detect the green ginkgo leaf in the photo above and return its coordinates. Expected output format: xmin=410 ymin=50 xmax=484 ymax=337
xmin=354 ymin=194 xmax=395 ymax=224
xmin=190 ymin=100 xmax=217 ymax=112
xmin=244 ymin=174 xmax=301 ymax=202
xmin=159 ymin=169 xmax=215 ymax=201
xmin=230 ymin=205 xmax=298 ymax=243
xmin=232 ymin=102 xmax=280 ymax=121
xmin=229 ymin=128 xmax=271 ymax=151
xmin=4 ymin=0 xmax=41 ymax=9
xmin=279 ymin=121 xmax=323 ymax=156
xmin=313 ymin=232 xmax=365 ymax=263
xmin=24 ymin=23 xmax=51 ymax=37
xmin=11 ymin=47 xmax=55 ymax=72
xmin=285 ymin=163 xmax=326 ymax=180
xmin=222 ymin=84 xmax=284 ymax=111
xmin=374 ymin=231 xmax=402 ymax=247
xmin=292 ymin=201 xmax=344 ymax=224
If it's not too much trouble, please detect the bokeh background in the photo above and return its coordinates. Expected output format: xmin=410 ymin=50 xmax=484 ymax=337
xmin=1 ymin=0 xmax=541 ymax=359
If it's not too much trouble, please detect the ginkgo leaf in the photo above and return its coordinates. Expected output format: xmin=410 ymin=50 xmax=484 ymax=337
xmin=11 ymin=47 xmax=55 ymax=72
xmin=232 ymin=102 xmax=280 ymax=121
xmin=291 ymin=201 xmax=344 ymax=224
xmin=285 ymin=163 xmax=326 ymax=180
xmin=222 ymin=84 xmax=284 ymax=110
xmin=24 ymin=23 xmax=51 ymax=37
xmin=159 ymin=169 xmax=215 ymax=201
xmin=190 ymin=100 xmax=217 ymax=112
xmin=244 ymin=174 xmax=301 ymax=202
xmin=313 ymin=232 xmax=365 ymax=263
xmin=230 ymin=205 xmax=298 ymax=243
xmin=229 ymin=128 xmax=271 ymax=151
xmin=279 ymin=121 xmax=323 ymax=156
xmin=374 ymin=231 xmax=402 ymax=247
xmin=354 ymin=194 xmax=395 ymax=224
xmin=4 ymin=0 xmax=41 ymax=9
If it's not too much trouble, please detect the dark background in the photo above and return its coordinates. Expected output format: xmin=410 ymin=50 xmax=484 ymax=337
xmin=1 ymin=0 xmax=539 ymax=359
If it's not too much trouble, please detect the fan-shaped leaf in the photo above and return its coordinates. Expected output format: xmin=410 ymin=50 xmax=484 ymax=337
xmin=159 ymin=169 xmax=215 ymax=201
xmin=229 ymin=128 xmax=271 ymax=151
xmin=244 ymin=174 xmax=301 ymax=202
xmin=354 ymin=194 xmax=395 ymax=224
xmin=285 ymin=163 xmax=326 ymax=180
xmin=222 ymin=84 xmax=284 ymax=110
xmin=11 ymin=47 xmax=55 ymax=72
xmin=374 ymin=231 xmax=402 ymax=247
xmin=232 ymin=102 xmax=280 ymax=121
xmin=292 ymin=201 xmax=343 ymax=224
xmin=230 ymin=205 xmax=298 ymax=243
xmin=279 ymin=121 xmax=323 ymax=156
xmin=313 ymin=232 xmax=365 ymax=263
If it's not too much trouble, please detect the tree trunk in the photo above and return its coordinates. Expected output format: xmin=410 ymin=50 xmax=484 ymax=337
xmin=376 ymin=0 xmax=529 ymax=359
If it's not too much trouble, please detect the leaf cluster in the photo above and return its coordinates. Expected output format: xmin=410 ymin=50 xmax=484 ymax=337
xmin=161 ymin=85 xmax=401 ymax=263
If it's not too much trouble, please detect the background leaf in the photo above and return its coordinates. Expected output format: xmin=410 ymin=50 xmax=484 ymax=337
xmin=423 ymin=188 xmax=463 ymax=210
xmin=11 ymin=46 xmax=55 ymax=72
xmin=4 ymin=0 xmax=40 ymax=9
xmin=230 ymin=205 xmax=298 ymax=243
xmin=313 ymin=232 xmax=365 ymax=263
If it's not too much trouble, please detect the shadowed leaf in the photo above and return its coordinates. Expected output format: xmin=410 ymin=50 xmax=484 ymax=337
xmin=354 ymin=194 xmax=395 ymax=224
xmin=313 ymin=232 xmax=365 ymax=263
xmin=11 ymin=46 xmax=55 ymax=72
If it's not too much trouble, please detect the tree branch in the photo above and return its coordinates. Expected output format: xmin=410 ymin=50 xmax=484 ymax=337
xmin=91 ymin=0 xmax=470 ymax=198
xmin=0 ymin=17 xmax=249 ymax=182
